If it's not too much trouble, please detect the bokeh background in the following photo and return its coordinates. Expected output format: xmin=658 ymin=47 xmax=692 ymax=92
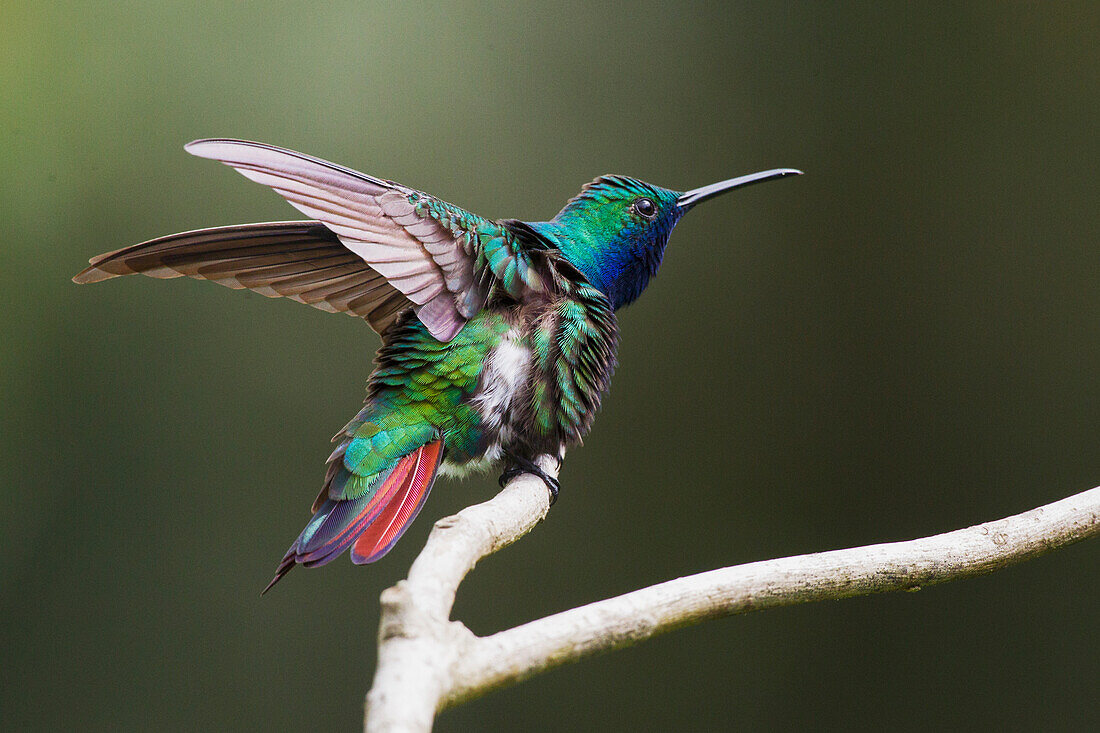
xmin=3 ymin=2 xmax=1098 ymax=730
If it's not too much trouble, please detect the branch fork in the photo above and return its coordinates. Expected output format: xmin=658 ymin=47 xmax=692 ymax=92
xmin=365 ymin=458 xmax=1100 ymax=732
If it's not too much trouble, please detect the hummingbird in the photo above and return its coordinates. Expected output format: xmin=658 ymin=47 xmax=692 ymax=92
xmin=74 ymin=139 xmax=800 ymax=592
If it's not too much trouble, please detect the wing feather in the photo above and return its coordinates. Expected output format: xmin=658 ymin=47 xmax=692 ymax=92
xmin=73 ymin=221 xmax=409 ymax=331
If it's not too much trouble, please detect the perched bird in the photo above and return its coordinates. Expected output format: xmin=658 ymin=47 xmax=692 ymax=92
xmin=74 ymin=139 xmax=800 ymax=592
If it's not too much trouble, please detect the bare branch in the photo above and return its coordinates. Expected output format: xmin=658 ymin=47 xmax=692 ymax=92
xmin=447 ymin=486 xmax=1100 ymax=705
xmin=364 ymin=457 xmax=557 ymax=733
xmin=365 ymin=468 xmax=1100 ymax=732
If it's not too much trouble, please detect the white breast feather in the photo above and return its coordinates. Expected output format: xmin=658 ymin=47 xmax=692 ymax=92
xmin=470 ymin=330 xmax=529 ymax=432
xmin=440 ymin=332 xmax=529 ymax=478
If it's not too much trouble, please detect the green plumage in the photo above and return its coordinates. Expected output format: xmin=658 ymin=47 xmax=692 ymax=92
xmin=337 ymin=311 xmax=509 ymax=481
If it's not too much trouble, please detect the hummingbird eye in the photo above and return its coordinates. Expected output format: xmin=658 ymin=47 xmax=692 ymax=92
xmin=633 ymin=197 xmax=657 ymax=219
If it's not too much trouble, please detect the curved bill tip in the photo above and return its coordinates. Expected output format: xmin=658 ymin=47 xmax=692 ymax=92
xmin=677 ymin=168 xmax=803 ymax=209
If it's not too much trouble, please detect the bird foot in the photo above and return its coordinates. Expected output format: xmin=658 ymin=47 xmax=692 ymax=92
xmin=498 ymin=454 xmax=560 ymax=506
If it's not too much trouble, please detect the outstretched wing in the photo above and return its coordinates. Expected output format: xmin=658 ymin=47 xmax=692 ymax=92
xmin=76 ymin=139 xmax=550 ymax=340
xmin=183 ymin=139 xmax=547 ymax=340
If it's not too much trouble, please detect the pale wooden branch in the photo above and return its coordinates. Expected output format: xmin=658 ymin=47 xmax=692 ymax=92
xmin=365 ymin=456 xmax=559 ymax=733
xmin=364 ymin=463 xmax=1100 ymax=732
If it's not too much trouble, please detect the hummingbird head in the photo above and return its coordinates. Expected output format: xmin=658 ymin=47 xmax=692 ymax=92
xmin=535 ymin=169 xmax=801 ymax=309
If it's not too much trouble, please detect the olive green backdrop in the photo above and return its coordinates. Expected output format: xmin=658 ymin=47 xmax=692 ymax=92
xmin=2 ymin=2 xmax=1098 ymax=730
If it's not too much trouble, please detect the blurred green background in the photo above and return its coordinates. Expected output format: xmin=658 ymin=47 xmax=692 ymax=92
xmin=2 ymin=2 xmax=1098 ymax=730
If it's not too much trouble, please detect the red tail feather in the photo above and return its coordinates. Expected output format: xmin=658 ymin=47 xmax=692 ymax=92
xmin=298 ymin=454 xmax=417 ymax=565
xmin=351 ymin=440 xmax=443 ymax=564
xmin=262 ymin=439 xmax=445 ymax=593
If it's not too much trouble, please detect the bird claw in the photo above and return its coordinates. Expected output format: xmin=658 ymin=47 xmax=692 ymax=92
xmin=498 ymin=454 xmax=561 ymax=506
xmin=498 ymin=464 xmax=524 ymax=488
xmin=543 ymin=474 xmax=561 ymax=506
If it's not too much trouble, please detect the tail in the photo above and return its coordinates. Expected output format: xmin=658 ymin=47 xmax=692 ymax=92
xmin=262 ymin=439 xmax=444 ymax=594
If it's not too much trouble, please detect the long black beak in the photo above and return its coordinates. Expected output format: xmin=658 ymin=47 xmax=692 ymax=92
xmin=677 ymin=168 xmax=802 ymax=209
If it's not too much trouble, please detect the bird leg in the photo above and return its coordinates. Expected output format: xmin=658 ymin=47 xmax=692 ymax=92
xmin=498 ymin=451 xmax=560 ymax=506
